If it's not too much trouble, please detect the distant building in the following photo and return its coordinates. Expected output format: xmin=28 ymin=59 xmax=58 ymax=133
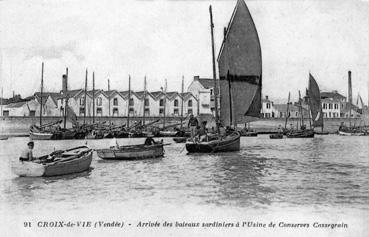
xmin=187 ymin=76 xmax=219 ymax=115
xmin=261 ymin=95 xmax=274 ymax=118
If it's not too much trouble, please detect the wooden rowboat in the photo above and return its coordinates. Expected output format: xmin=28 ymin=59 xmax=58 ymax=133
xmin=185 ymin=132 xmax=240 ymax=153
xmin=270 ymin=133 xmax=283 ymax=139
xmin=29 ymin=131 xmax=54 ymax=140
xmin=12 ymin=146 xmax=93 ymax=177
xmin=96 ymin=143 xmax=164 ymax=160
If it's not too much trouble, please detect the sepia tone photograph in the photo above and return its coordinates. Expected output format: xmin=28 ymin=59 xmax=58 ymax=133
xmin=0 ymin=0 xmax=368 ymax=236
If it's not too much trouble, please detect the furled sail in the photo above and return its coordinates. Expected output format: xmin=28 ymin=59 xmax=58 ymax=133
xmin=308 ymin=74 xmax=323 ymax=128
xmin=217 ymin=0 xmax=262 ymax=126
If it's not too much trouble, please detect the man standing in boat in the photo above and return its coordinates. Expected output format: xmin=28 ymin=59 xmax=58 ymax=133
xmin=188 ymin=114 xmax=199 ymax=138
xmin=19 ymin=139 xmax=35 ymax=162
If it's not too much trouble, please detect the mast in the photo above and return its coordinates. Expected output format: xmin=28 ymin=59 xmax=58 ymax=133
xmin=63 ymin=67 xmax=68 ymax=129
xmin=83 ymin=69 xmax=88 ymax=125
xmin=1 ymin=87 xmax=3 ymax=117
xmin=298 ymin=90 xmax=304 ymax=128
xmin=284 ymin=92 xmax=290 ymax=129
xmin=181 ymin=76 xmax=184 ymax=130
xmin=143 ymin=75 xmax=147 ymax=126
xmin=209 ymin=5 xmax=220 ymax=135
xmin=40 ymin=62 xmax=44 ymax=126
xmin=127 ymin=75 xmax=131 ymax=128
xmin=108 ymin=78 xmax=111 ymax=125
xmin=163 ymin=79 xmax=167 ymax=128
xmin=348 ymin=71 xmax=352 ymax=127
xmin=92 ymin=72 xmax=95 ymax=123
xmin=306 ymin=88 xmax=312 ymax=129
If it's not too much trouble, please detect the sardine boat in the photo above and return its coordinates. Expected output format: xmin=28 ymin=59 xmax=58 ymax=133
xmin=11 ymin=146 xmax=93 ymax=177
xmin=186 ymin=132 xmax=240 ymax=153
xmin=29 ymin=131 xmax=54 ymax=140
xmin=96 ymin=143 xmax=164 ymax=160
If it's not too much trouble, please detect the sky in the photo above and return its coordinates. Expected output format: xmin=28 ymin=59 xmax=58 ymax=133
xmin=0 ymin=0 xmax=368 ymax=104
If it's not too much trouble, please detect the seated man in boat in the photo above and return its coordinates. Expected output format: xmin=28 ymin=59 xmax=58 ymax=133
xmin=19 ymin=140 xmax=36 ymax=162
xmin=144 ymin=134 xmax=158 ymax=145
xmin=195 ymin=121 xmax=208 ymax=142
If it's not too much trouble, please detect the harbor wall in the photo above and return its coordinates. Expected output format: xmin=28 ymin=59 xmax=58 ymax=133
xmin=0 ymin=116 xmax=367 ymax=135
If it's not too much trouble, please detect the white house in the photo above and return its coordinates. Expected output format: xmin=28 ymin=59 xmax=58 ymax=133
xmin=187 ymin=76 xmax=218 ymax=115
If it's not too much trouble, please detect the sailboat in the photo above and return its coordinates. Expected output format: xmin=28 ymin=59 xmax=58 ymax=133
xmin=29 ymin=62 xmax=54 ymax=140
xmin=186 ymin=0 xmax=262 ymax=153
xmin=286 ymin=73 xmax=321 ymax=138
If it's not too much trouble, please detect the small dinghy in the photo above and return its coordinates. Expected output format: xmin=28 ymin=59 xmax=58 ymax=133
xmin=12 ymin=146 xmax=93 ymax=177
xmin=269 ymin=133 xmax=283 ymax=139
xmin=185 ymin=132 xmax=240 ymax=153
xmin=0 ymin=135 xmax=8 ymax=140
xmin=173 ymin=137 xmax=187 ymax=143
xmin=96 ymin=143 xmax=164 ymax=160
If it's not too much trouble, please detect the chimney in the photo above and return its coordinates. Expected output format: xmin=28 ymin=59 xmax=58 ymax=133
xmin=194 ymin=76 xmax=200 ymax=81
xmin=62 ymin=74 xmax=68 ymax=93
xmin=348 ymin=71 xmax=352 ymax=104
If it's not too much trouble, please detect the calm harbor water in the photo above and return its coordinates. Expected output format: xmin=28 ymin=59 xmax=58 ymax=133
xmin=0 ymin=135 xmax=368 ymax=236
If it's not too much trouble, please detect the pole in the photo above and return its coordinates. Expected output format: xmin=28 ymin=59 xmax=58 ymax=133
xmin=298 ymin=90 xmax=304 ymax=128
xmin=108 ymin=78 xmax=111 ymax=125
xmin=127 ymin=75 xmax=131 ymax=128
xmin=181 ymin=76 xmax=184 ymax=130
xmin=143 ymin=75 xmax=147 ymax=126
xmin=209 ymin=5 xmax=220 ymax=135
xmin=163 ymin=79 xmax=167 ymax=128
xmin=284 ymin=93 xmax=291 ymax=130
xmin=84 ymin=69 xmax=88 ymax=125
xmin=307 ymin=88 xmax=312 ymax=129
xmin=1 ymin=87 xmax=3 ymax=117
xmin=40 ymin=62 xmax=44 ymax=126
xmin=93 ymin=72 xmax=95 ymax=123
xmin=63 ymin=67 xmax=68 ymax=129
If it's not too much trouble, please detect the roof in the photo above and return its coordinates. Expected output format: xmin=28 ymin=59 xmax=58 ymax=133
xmin=321 ymin=91 xmax=346 ymax=100
xmin=4 ymin=101 xmax=27 ymax=108
xmin=194 ymin=78 xmax=220 ymax=89
xmin=34 ymin=92 xmax=61 ymax=105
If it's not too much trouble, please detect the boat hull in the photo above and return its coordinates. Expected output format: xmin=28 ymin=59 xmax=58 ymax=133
xmin=12 ymin=146 xmax=93 ymax=177
xmin=185 ymin=132 xmax=240 ymax=153
xmin=286 ymin=129 xmax=315 ymax=138
xmin=96 ymin=144 xmax=164 ymax=160
xmin=30 ymin=131 xmax=54 ymax=140
xmin=338 ymin=130 xmax=365 ymax=136
xmin=173 ymin=137 xmax=187 ymax=143
xmin=270 ymin=134 xmax=283 ymax=139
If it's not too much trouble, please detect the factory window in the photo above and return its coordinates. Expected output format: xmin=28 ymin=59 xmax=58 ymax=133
xmin=160 ymin=99 xmax=164 ymax=106
xmin=144 ymin=98 xmax=149 ymax=106
xmin=80 ymin=97 xmax=85 ymax=105
xmin=159 ymin=108 xmax=164 ymax=115
xmin=113 ymin=98 xmax=118 ymax=106
xmin=144 ymin=108 xmax=150 ymax=116
xmin=3 ymin=110 xmax=9 ymax=117
xmin=329 ymin=104 xmax=332 ymax=109
xmin=323 ymin=103 xmax=327 ymax=109
xmin=97 ymin=97 xmax=102 ymax=106
xmin=96 ymin=108 xmax=102 ymax=116
xmin=174 ymin=109 xmax=179 ymax=115
xmin=29 ymin=111 xmax=36 ymax=117
xmin=129 ymin=108 xmax=134 ymax=116
xmin=113 ymin=108 xmax=118 ymax=116
xmin=266 ymin=103 xmax=270 ymax=109
xmin=188 ymin=100 xmax=193 ymax=107
xmin=334 ymin=104 xmax=338 ymax=109
xmin=129 ymin=98 xmax=134 ymax=106
xmin=79 ymin=108 xmax=85 ymax=116
xmin=174 ymin=99 xmax=178 ymax=107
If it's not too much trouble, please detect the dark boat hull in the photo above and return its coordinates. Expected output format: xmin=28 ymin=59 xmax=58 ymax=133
xmin=270 ymin=134 xmax=283 ymax=139
xmin=185 ymin=132 xmax=240 ymax=153
xmin=173 ymin=137 xmax=187 ymax=143
xmin=96 ymin=144 xmax=164 ymax=160
xmin=286 ymin=129 xmax=314 ymax=138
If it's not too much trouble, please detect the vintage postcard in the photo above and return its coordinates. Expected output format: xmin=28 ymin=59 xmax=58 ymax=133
xmin=0 ymin=0 xmax=368 ymax=236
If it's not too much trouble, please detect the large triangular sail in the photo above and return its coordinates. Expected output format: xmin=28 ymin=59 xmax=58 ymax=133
xmin=217 ymin=0 xmax=262 ymax=126
xmin=308 ymin=74 xmax=323 ymax=128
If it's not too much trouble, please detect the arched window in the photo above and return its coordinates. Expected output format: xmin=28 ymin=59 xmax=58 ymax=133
xmin=113 ymin=98 xmax=118 ymax=106
xmin=188 ymin=100 xmax=192 ymax=107
xmin=96 ymin=97 xmax=102 ymax=106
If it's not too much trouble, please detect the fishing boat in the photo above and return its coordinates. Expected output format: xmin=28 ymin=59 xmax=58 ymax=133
xmin=11 ymin=146 xmax=93 ymax=177
xmin=186 ymin=0 xmax=262 ymax=153
xmin=0 ymin=135 xmax=9 ymax=140
xmin=269 ymin=133 xmax=283 ymax=139
xmin=186 ymin=132 xmax=240 ymax=153
xmin=96 ymin=143 xmax=164 ymax=160
xmin=173 ymin=137 xmax=187 ymax=143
